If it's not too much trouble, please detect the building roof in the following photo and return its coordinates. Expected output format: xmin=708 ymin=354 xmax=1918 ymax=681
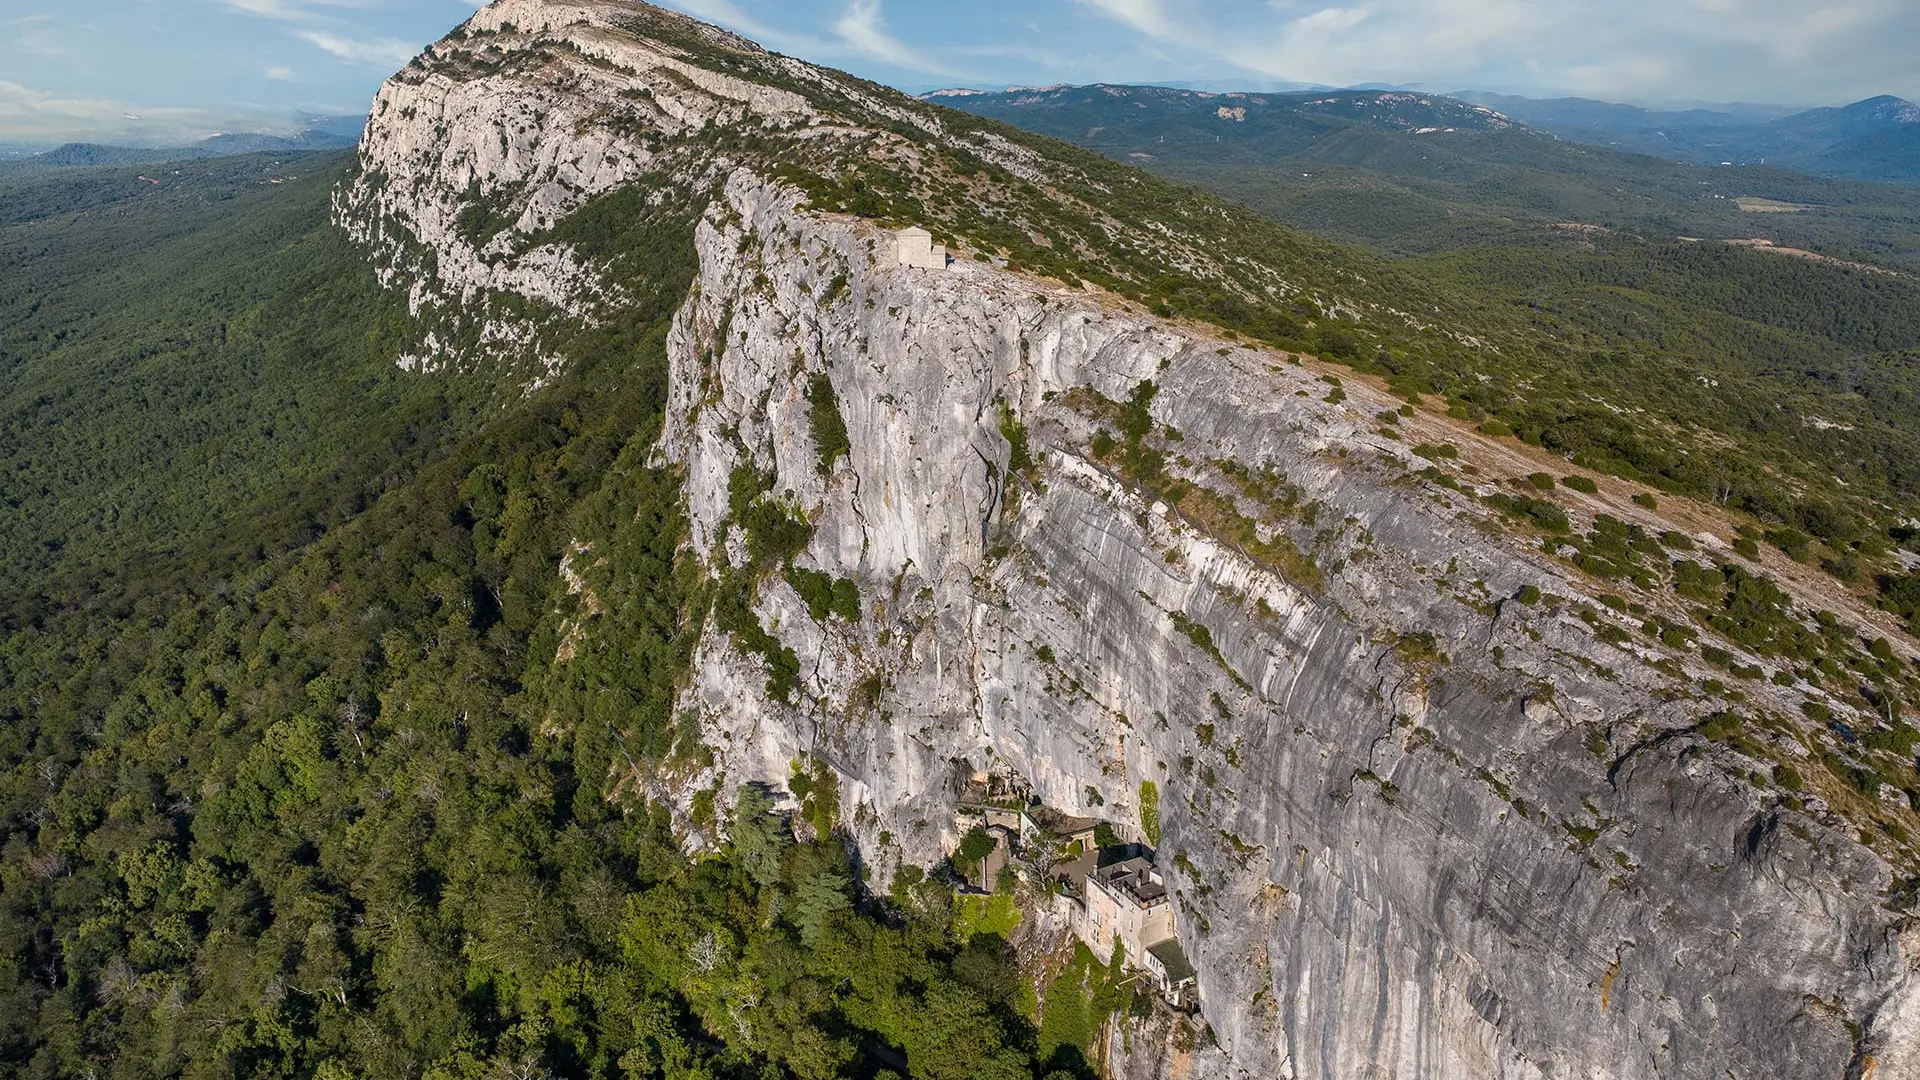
xmin=897 ymin=226 xmax=932 ymax=238
xmin=1024 ymin=806 xmax=1100 ymax=838
xmin=1053 ymin=848 xmax=1100 ymax=893
xmin=1090 ymin=855 xmax=1167 ymax=907
xmin=1147 ymin=939 xmax=1195 ymax=983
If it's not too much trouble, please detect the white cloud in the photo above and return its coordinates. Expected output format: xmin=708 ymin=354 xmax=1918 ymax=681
xmin=833 ymin=0 xmax=964 ymax=77
xmin=297 ymin=30 xmax=421 ymax=67
xmin=0 ymin=80 xmax=249 ymax=144
xmin=665 ymin=0 xmax=968 ymax=79
xmin=1074 ymin=0 xmax=1178 ymax=38
xmin=266 ymin=64 xmax=296 ymax=81
xmin=8 ymin=16 xmax=91 ymax=59
xmin=663 ymin=0 xmax=833 ymax=55
xmin=1069 ymin=0 xmax=1920 ymax=104
xmin=218 ymin=0 xmax=390 ymax=22
xmin=1291 ymin=6 xmax=1372 ymax=35
xmin=666 ymin=0 xmax=779 ymax=42
xmin=219 ymin=0 xmax=320 ymax=23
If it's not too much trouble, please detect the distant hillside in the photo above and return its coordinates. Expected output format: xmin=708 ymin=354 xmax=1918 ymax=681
xmin=0 ymin=123 xmax=362 ymax=172
xmin=1459 ymin=91 xmax=1920 ymax=183
xmin=197 ymin=128 xmax=361 ymax=155
xmin=12 ymin=144 xmax=184 ymax=168
xmin=936 ymin=83 xmax=1920 ymax=267
xmin=928 ymin=84 xmax=1514 ymax=166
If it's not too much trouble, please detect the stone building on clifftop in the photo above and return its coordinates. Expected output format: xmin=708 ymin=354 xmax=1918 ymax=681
xmin=895 ymin=226 xmax=947 ymax=270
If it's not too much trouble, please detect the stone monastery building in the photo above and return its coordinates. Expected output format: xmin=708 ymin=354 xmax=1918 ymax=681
xmin=1065 ymin=852 xmax=1196 ymax=1008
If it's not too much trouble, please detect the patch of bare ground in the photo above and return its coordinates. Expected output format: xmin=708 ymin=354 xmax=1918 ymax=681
xmin=1734 ymin=196 xmax=1814 ymax=213
xmin=1678 ymin=236 xmax=1905 ymax=277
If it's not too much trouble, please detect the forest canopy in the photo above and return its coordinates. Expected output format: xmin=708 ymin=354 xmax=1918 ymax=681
xmin=0 ymin=153 xmax=1146 ymax=1080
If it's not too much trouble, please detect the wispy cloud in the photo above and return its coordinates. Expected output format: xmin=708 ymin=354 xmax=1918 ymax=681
xmin=1063 ymin=0 xmax=1920 ymax=103
xmin=220 ymin=0 xmax=426 ymax=71
xmin=663 ymin=0 xmax=969 ymax=78
xmin=265 ymin=64 xmax=296 ymax=81
xmin=663 ymin=0 xmax=836 ymax=57
xmin=296 ymin=30 xmax=420 ymax=67
xmin=834 ymin=0 xmax=964 ymax=77
xmin=218 ymin=0 xmax=389 ymax=22
xmin=0 ymin=80 xmax=256 ymax=144
xmin=219 ymin=0 xmax=322 ymax=23
xmin=1073 ymin=0 xmax=1178 ymax=38
xmin=8 ymin=16 xmax=91 ymax=59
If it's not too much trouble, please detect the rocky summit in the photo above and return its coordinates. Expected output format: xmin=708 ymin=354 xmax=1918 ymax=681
xmin=325 ymin=2 xmax=1920 ymax=1077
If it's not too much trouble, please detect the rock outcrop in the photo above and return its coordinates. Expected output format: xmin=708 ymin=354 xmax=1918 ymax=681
xmin=342 ymin=3 xmax=1920 ymax=1077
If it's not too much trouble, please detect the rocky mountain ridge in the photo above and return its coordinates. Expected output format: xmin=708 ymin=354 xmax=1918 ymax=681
xmin=340 ymin=2 xmax=1920 ymax=1077
xmin=921 ymin=84 xmax=1518 ymax=138
xmin=1458 ymin=91 xmax=1920 ymax=183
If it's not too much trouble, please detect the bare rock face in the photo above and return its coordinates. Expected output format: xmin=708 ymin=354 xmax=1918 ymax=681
xmin=657 ymin=169 xmax=1916 ymax=1080
xmin=345 ymin=3 xmax=1920 ymax=1077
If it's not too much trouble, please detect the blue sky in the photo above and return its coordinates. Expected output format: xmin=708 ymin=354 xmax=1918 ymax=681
xmin=5 ymin=0 xmax=1919 ymax=144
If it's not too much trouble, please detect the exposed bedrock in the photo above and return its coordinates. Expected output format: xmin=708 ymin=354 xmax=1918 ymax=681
xmin=345 ymin=3 xmax=1920 ymax=1075
xmin=650 ymin=172 xmax=1917 ymax=1080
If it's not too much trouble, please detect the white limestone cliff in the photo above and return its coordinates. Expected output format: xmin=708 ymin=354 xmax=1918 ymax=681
xmin=652 ymin=166 xmax=1920 ymax=1080
xmin=339 ymin=3 xmax=1920 ymax=1077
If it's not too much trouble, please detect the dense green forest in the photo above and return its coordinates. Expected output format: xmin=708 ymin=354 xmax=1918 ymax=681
xmin=0 ymin=155 xmax=1132 ymax=1079
xmin=0 ymin=152 xmax=483 ymax=619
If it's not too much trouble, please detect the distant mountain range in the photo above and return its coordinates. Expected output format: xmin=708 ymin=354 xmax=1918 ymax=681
xmin=929 ymin=84 xmax=1515 ymax=153
xmin=1452 ymin=92 xmax=1920 ymax=182
xmin=929 ymin=85 xmax=1920 ymax=185
xmin=0 ymin=118 xmax=364 ymax=170
xmin=926 ymin=82 xmax=1920 ymax=271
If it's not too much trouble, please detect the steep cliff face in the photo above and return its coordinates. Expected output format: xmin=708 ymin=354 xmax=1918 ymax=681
xmin=656 ymin=169 xmax=1917 ymax=1080
xmin=343 ymin=3 xmax=1920 ymax=1077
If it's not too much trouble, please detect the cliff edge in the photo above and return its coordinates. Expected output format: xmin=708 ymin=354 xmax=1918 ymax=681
xmin=340 ymin=3 xmax=1920 ymax=1076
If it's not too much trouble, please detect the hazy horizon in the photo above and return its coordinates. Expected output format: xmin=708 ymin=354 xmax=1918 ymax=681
xmin=5 ymin=0 xmax=1918 ymax=146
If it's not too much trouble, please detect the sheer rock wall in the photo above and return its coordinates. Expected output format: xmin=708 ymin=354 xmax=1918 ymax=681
xmin=345 ymin=3 xmax=1920 ymax=1076
xmin=651 ymin=168 xmax=1917 ymax=1080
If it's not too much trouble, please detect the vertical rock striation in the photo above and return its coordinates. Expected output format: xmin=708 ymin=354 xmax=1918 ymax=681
xmin=343 ymin=3 xmax=1920 ymax=1076
xmin=656 ymin=169 xmax=1918 ymax=1080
